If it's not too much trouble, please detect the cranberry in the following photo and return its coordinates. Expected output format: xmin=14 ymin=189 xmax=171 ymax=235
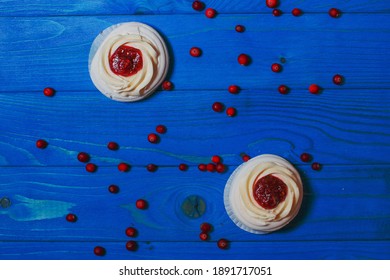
xmin=205 ymin=8 xmax=216 ymax=18
xmin=309 ymin=84 xmax=321 ymax=94
xmin=278 ymin=85 xmax=289 ymax=94
xmin=146 ymin=163 xmax=158 ymax=172
xmin=271 ymin=63 xmax=282 ymax=72
xmin=162 ymin=80 xmax=173 ymax=91
xmin=198 ymin=163 xmax=207 ymax=171
xmin=237 ymin=54 xmax=250 ymax=66
xmin=272 ymin=9 xmax=282 ymax=16
xmin=253 ymin=174 xmax=287 ymax=209
xmin=36 ymin=139 xmax=48 ymax=149
xmin=156 ymin=124 xmax=167 ymax=134
xmin=266 ymin=0 xmax=279 ymax=8
xmin=212 ymin=102 xmax=224 ymax=112
xmin=118 ymin=162 xmax=130 ymax=172
xmin=179 ymin=163 xmax=188 ymax=171
xmin=125 ymin=227 xmax=137 ymax=237
xmin=107 ymin=141 xmax=119 ymax=150
xmin=108 ymin=184 xmax=120 ymax=194
xmin=207 ymin=163 xmax=216 ymax=172
xmin=200 ymin=222 xmax=212 ymax=233
xmin=228 ymin=85 xmax=240 ymax=94
xmin=43 ymin=87 xmax=55 ymax=97
xmin=217 ymin=238 xmax=229 ymax=249
xmin=192 ymin=1 xmax=204 ymax=11
xmin=190 ymin=47 xmax=202 ymax=57
xmin=148 ymin=133 xmax=159 ymax=144
xmin=235 ymin=24 xmax=245 ymax=33
xmin=300 ymin=153 xmax=311 ymax=162
xmin=85 ymin=163 xmax=97 ymax=173
xmin=312 ymin=162 xmax=321 ymax=171
xmin=126 ymin=241 xmax=138 ymax=251
xmin=333 ymin=74 xmax=344 ymax=85
xmin=136 ymin=199 xmax=148 ymax=209
xmin=329 ymin=8 xmax=341 ymax=18
xmin=77 ymin=152 xmax=90 ymax=163
xmin=226 ymin=107 xmax=237 ymax=117
xmin=66 ymin=213 xmax=77 ymax=222
xmin=216 ymin=163 xmax=226 ymax=173
xmin=211 ymin=155 xmax=221 ymax=164
xmin=292 ymin=8 xmax=302 ymax=16
xmin=242 ymin=154 xmax=251 ymax=162
xmin=93 ymin=246 xmax=106 ymax=256
xmin=199 ymin=232 xmax=209 ymax=241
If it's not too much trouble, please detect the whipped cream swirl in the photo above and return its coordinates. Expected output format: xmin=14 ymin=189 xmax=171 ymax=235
xmin=224 ymin=154 xmax=303 ymax=234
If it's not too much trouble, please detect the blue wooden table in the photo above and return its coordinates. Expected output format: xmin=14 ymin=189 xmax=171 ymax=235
xmin=0 ymin=0 xmax=389 ymax=260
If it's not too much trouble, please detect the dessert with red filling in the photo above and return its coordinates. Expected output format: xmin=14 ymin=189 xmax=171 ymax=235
xmin=89 ymin=22 xmax=169 ymax=102
xmin=224 ymin=154 xmax=303 ymax=234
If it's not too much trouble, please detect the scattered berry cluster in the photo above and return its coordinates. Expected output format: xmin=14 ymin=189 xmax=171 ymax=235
xmin=199 ymin=222 xmax=229 ymax=249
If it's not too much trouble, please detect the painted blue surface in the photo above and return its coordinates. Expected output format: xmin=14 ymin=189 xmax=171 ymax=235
xmin=0 ymin=0 xmax=389 ymax=260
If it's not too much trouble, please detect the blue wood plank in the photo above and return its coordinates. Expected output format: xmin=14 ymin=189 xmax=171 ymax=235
xmin=0 ymin=241 xmax=388 ymax=260
xmin=1 ymin=14 xmax=389 ymax=92
xmin=1 ymin=0 xmax=389 ymax=16
xmin=0 ymin=89 xmax=388 ymax=166
xmin=0 ymin=165 xmax=388 ymax=242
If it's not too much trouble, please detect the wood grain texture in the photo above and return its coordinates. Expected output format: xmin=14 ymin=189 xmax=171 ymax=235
xmin=1 ymin=0 xmax=389 ymax=16
xmin=1 ymin=14 xmax=390 ymax=92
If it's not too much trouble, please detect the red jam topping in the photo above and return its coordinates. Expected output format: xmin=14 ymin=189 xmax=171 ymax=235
xmin=253 ymin=174 xmax=287 ymax=209
xmin=109 ymin=44 xmax=143 ymax=77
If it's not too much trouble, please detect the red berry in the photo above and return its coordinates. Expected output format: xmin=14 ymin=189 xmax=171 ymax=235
xmin=146 ymin=163 xmax=158 ymax=172
xmin=156 ymin=124 xmax=167 ymax=134
xmin=272 ymin=9 xmax=282 ymax=16
xmin=278 ymin=85 xmax=289 ymax=94
xmin=66 ymin=213 xmax=77 ymax=222
xmin=36 ymin=139 xmax=48 ymax=149
xmin=292 ymin=8 xmax=302 ymax=16
xmin=125 ymin=227 xmax=137 ymax=237
xmin=93 ymin=246 xmax=106 ymax=256
xmin=205 ymin=8 xmax=216 ymax=18
xmin=211 ymin=155 xmax=222 ymax=164
xmin=126 ymin=241 xmax=138 ymax=251
xmin=199 ymin=232 xmax=209 ymax=241
xmin=118 ymin=162 xmax=130 ymax=172
xmin=108 ymin=184 xmax=119 ymax=194
xmin=190 ymin=47 xmax=202 ymax=57
xmin=242 ymin=154 xmax=251 ymax=162
xmin=198 ymin=163 xmax=207 ymax=171
xmin=148 ymin=133 xmax=159 ymax=144
xmin=107 ymin=141 xmax=119 ymax=150
xmin=162 ymin=80 xmax=173 ymax=91
xmin=43 ymin=87 xmax=55 ymax=97
xmin=207 ymin=163 xmax=216 ymax=172
xmin=226 ymin=107 xmax=237 ymax=117
xmin=228 ymin=85 xmax=240 ymax=94
xmin=333 ymin=74 xmax=344 ymax=85
xmin=200 ymin=222 xmax=212 ymax=233
xmin=300 ymin=153 xmax=311 ymax=162
xmin=179 ymin=163 xmax=188 ymax=171
xmin=77 ymin=152 xmax=90 ymax=163
xmin=312 ymin=162 xmax=321 ymax=171
xmin=216 ymin=163 xmax=226 ymax=173
xmin=235 ymin=24 xmax=245 ymax=33
xmin=329 ymin=8 xmax=341 ymax=18
xmin=217 ymin=238 xmax=229 ymax=249
xmin=85 ymin=163 xmax=97 ymax=173
xmin=309 ymin=84 xmax=321 ymax=94
xmin=192 ymin=1 xmax=204 ymax=11
xmin=136 ymin=199 xmax=148 ymax=209
xmin=237 ymin=54 xmax=250 ymax=66
xmin=212 ymin=102 xmax=224 ymax=112
xmin=271 ymin=63 xmax=282 ymax=72
xmin=266 ymin=0 xmax=279 ymax=8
